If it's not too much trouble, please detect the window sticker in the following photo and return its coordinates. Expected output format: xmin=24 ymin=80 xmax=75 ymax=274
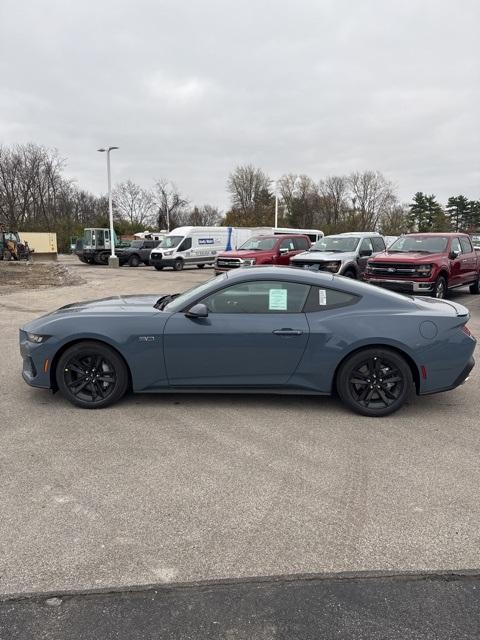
xmin=319 ymin=289 xmax=327 ymax=306
xmin=269 ymin=289 xmax=288 ymax=310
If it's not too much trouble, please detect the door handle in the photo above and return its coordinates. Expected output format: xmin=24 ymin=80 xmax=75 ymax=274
xmin=273 ymin=328 xmax=303 ymax=336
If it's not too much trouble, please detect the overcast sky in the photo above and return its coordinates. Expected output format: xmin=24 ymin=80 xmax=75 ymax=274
xmin=1 ymin=0 xmax=479 ymax=210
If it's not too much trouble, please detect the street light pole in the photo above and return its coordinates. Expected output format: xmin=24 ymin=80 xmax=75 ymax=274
xmin=98 ymin=146 xmax=119 ymax=268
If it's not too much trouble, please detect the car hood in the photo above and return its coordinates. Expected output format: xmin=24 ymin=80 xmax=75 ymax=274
xmin=374 ymin=251 xmax=445 ymax=263
xmin=291 ymin=250 xmax=354 ymax=262
xmin=51 ymin=295 xmax=162 ymax=314
xmin=217 ymin=250 xmax=270 ymax=259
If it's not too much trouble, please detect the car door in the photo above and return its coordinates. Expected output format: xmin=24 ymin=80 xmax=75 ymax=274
xmin=275 ymin=237 xmax=298 ymax=265
xmin=449 ymin=237 xmax=463 ymax=287
xmin=459 ymin=236 xmax=477 ymax=284
xmin=141 ymin=241 xmax=154 ymax=262
xmin=163 ymin=280 xmax=310 ymax=386
xmin=357 ymin=237 xmax=374 ymax=274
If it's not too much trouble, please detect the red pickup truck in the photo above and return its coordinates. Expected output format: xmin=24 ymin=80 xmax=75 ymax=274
xmin=214 ymin=234 xmax=311 ymax=274
xmin=364 ymin=232 xmax=480 ymax=298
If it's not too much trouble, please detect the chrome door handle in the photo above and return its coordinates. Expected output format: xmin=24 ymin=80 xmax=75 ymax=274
xmin=272 ymin=328 xmax=303 ymax=336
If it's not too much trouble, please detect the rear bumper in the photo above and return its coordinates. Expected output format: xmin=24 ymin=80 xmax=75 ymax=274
xmin=419 ymin=356 xmax=475 ymax=395
xmin=366 ymin=278 xmax=435 ymax=294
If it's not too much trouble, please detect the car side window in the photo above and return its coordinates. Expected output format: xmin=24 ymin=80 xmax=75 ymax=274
xmin=371 ymin=237 xmax=385 ymax=252
xmin=201 ymin=280 xmax=310 ymax=314
xmin=293 ymin=236 xmax=310 ymax=251
xmin=303 ymin=286 xmax=360 ymax=312
xmin=459 ymin=237 xmax=473 ymax=253
xmin=145 ymin=241 xmax=154 ymax=248
xmin=178 ymin=237 xmax=192 ymax=251
xmin=279 ymin=238 xmax=296 ymax=252
xmin=451 ymin=238 xmax=461 ymax=254
xmin=359 ymin=238 xmax=373 ymax=254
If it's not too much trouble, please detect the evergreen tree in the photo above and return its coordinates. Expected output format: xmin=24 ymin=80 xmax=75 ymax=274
xmin=465 ymin=200 xmax=480 ymax=231
xmin=446 ymin=195 xmax=469 ymax=231
xmin=408 ymin=192 xmax=447 ymax=232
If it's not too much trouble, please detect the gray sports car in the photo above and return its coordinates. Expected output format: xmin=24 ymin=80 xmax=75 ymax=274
xmin=19 ymin=267 xmax=475 ymax=416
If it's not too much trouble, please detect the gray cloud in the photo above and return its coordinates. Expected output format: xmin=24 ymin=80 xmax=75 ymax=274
xmin=1 ymin=0 xmax=479 ymax=211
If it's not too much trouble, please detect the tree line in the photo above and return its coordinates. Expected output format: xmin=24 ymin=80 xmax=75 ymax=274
xmin=0 ymin=144 xmax=478 ymax=252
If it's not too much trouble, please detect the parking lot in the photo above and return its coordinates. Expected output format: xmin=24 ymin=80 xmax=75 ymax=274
xmin=1 ymin=255 xmax=480 ymax=598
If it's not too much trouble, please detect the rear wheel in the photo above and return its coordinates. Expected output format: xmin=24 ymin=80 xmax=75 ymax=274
xmin=56 ymin=341 xmax=129 ymax=409
xmin=154 ymin=265 xmax=164 ymax=271
xmin=128 ymin=254 xmax=140 ymax=267
xmin=469 ymin=278 xmax=479 ymax=294
xmin=433 ymin=275 xmax=447 ymax=299
xmin=197 ymin=263 xmax=206 ymax=269
xmin=336 ymin=348 xmax=412 ymax=417
xmin=173 ymin=259 xmax=184 ymax=271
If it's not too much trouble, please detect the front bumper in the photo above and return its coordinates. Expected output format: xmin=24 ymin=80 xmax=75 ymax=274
xmin=150 ymin=256 xmax=176 ymax=268
xmin=365 ymin=278 xmax=435 ymax=294
xmin=19 ymin=331 xmax=52 ymax=389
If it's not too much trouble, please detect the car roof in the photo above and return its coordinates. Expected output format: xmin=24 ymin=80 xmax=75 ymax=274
xmin=403 ymin=232 xmax=467 ymax=237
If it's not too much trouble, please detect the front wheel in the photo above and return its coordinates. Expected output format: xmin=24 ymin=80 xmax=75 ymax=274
xmin=154 ymin=265 xmax=164 ymax=271
xmin=342 ymin=269 xmax=356 ymax=279
xmin=336 ymin=348 xmax=412 ymax=417
xmin=128 ymin=254 xmax=140 ymax=267
xmin=469 ymin=278 xmax=479 ymax=294
xmin=173 ymin=259 xmax=184 ymax=271
xmin=56 ymin=341 xmax=129 ymax=409
xmin=197 ymin=263 xmax=206 ymax=269
xmin=433 ymin=276 xmax=447 ymax=299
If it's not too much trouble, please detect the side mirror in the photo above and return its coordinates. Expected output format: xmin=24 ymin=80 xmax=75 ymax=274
xmin=279 ymin=247 xmax=289 ymax=255
xmin=449 ymin=250 xmax=459 ymax=260
xmin=359 ymin=249 xmax=372 ymax=257
xmin=185 ymin=303 xmax=208 ymax=319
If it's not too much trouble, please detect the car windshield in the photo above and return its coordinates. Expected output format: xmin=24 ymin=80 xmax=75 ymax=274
xmin=388 ymin=236 xmax=448 ymax=253
xmin=160 ymin=236 xmax=183 ymax=249
xmin=310 ymin=236 xmax=360 ymax=252
xmin=161 ymin=275 xmax=228 ymax=312
xmin=239 ymin=237 xmax=277 ymax=251
xmin=130 ymin=240 xmax=143 ymax=248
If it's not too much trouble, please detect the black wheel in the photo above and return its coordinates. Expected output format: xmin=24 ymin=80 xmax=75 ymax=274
xmin=336 ymin=348 xmax=412 ymax=417
xmin=197 ymin=263 xmax=206 ymax=269
xmin=342 ymin=269 xmax=356 ymax=279
xmin=469 ymin=278 xmax=479 ymax=294
xmin=128 ymin=254 xmax=140 ymax=267
xmin=56 ymin=341 xmax=129 ymax=409
xmin=143 ymin=260 xmax=150 ymax=266
xmin=173 ymin=259 xmax=184 ymax=271
xmin=79 ymin=256 xmax=88 ymax=264
xmin=95 ymin=252 xmax=109 ymax=265
xmin=433 ymin=275 xmax=447 ymax=299
xmin=154 ymin=265 xmax=164 ymax=271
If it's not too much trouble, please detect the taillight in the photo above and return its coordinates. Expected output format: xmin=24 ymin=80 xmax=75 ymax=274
xmin=461 ymin=325 xmax=472 ymax=337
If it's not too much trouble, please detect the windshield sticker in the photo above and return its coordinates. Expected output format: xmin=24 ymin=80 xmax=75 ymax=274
xmin=319 ymin=289 xmax=327 ymax=306
xmin=269 ymin=289 xmax=288 ymax=311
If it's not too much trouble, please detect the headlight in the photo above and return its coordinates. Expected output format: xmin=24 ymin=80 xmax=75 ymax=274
xmin=416 ymin=264 xmax=433 ymax=276
xmin=26 ymin=332 xmax=49 ymax=344
xmin=242 ymin=258 xmax=256 ymax=266
xmin=325 ymin=261 xmax=341 ymax=272
xmin=164 ymin=250 xmax=174 ymax=256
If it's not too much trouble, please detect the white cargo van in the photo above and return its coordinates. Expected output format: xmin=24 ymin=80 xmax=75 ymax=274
xmin=149 ymin=226 xmax=272 ymax=271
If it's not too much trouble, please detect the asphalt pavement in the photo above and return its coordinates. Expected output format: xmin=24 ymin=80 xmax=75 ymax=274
xmin=1 ymin=256 xmax=479 ymax=601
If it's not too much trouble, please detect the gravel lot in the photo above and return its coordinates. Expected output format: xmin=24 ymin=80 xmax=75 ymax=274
xmin=1 ymin=255 xmax=479 ymax=596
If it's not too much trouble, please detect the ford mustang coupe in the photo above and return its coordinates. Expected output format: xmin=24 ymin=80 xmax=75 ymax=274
xmin=19 ymin=267 xmax=475 ymax=416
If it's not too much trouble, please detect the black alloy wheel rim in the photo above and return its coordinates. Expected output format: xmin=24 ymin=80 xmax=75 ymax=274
xmin=348 ymin=356 xmax=404 ymax=410
xmin=63 ymin=354 xmax=116 ymax=402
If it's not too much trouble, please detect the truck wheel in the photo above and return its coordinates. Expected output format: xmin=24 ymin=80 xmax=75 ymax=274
xmin=128 ymin=254 xmax=140 ymax=267
xmin=469 ymin=278 xmax=479 ymax=294
xmin=197 ymin=264 xmax=205 ymax=269
xmin=343 ymin=269 xmax=356 ymax=279
xmin=336 ymin=347 xmax=412 ymax=417
xmin=56 ymin=341 xmax=129 ymax=409
xmin=154 ymin=265 xmax=164 ymax=271
xmin=433 ymin=276 xmax=447 ymax=299
xmin=173 ymin=259 xmax=184 ymax=271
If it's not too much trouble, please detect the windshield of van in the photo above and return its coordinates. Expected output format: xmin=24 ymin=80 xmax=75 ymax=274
xmin=160 ymin=236 xmax=183 ymax=249
xmin=311 ymin=236 xmax=360 ymax=252
xmin=388 ymin=236 xmax=448 ymax=253
xmin=239 ymin=237 xmax=277 ymax=251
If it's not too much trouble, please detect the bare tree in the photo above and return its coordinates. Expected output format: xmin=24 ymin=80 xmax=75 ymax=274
xmin=318 ymin=175 xmax=350 ymax=228
xmin=227 ymin=165 xmax=272 ymax=223
xmin=278 ymin=174 xmax=320 ymax=228
xmin=154 ymin=179 xmax=189 ymax=231
xmin=113 ymin=180 xmax=156 ymax=227
xmin=348 ymin=171 xmax=397 ymax=230
xmin=188 ymin=204 xmax=222 ymax=226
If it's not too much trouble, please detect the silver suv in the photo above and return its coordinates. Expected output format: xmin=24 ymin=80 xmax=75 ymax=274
xmin=290 ymin=232 xmax=386 ymax=279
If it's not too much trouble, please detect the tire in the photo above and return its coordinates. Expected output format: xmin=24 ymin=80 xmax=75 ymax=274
xmin=336 ymin=347 xmax=413 ymax=417
xmin=197 ymin=263 xmax=206 ymax=269
xmin=128 ymin=254 xmax=140 ymax=267
xmin=79 ymin=256 xmax=88 ymax=264
xmin=154 ymin=265 xmax=164 ymax=271
xmin=342 ymin=269 xmax=356 ymax=279
xmin=173 ymin=259 xmax=184 ymax=271
xmin=469 ymin=278 xmax=479 ymax=294
xmin=433 ymin=275 xmax=447 ymax=299
xmin=143 ymin=260 xmax=150 ymax=267
xmin=56 ymin=341 xmax=129 ymax=409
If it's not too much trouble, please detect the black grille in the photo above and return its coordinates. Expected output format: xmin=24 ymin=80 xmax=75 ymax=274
xmin=291 ymin=261 xmax=328 ymax=271
xmin=368 ymin=262 xmax=417 ymax=276
xmin=216 ymin=259 xmax=241 ymax=268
